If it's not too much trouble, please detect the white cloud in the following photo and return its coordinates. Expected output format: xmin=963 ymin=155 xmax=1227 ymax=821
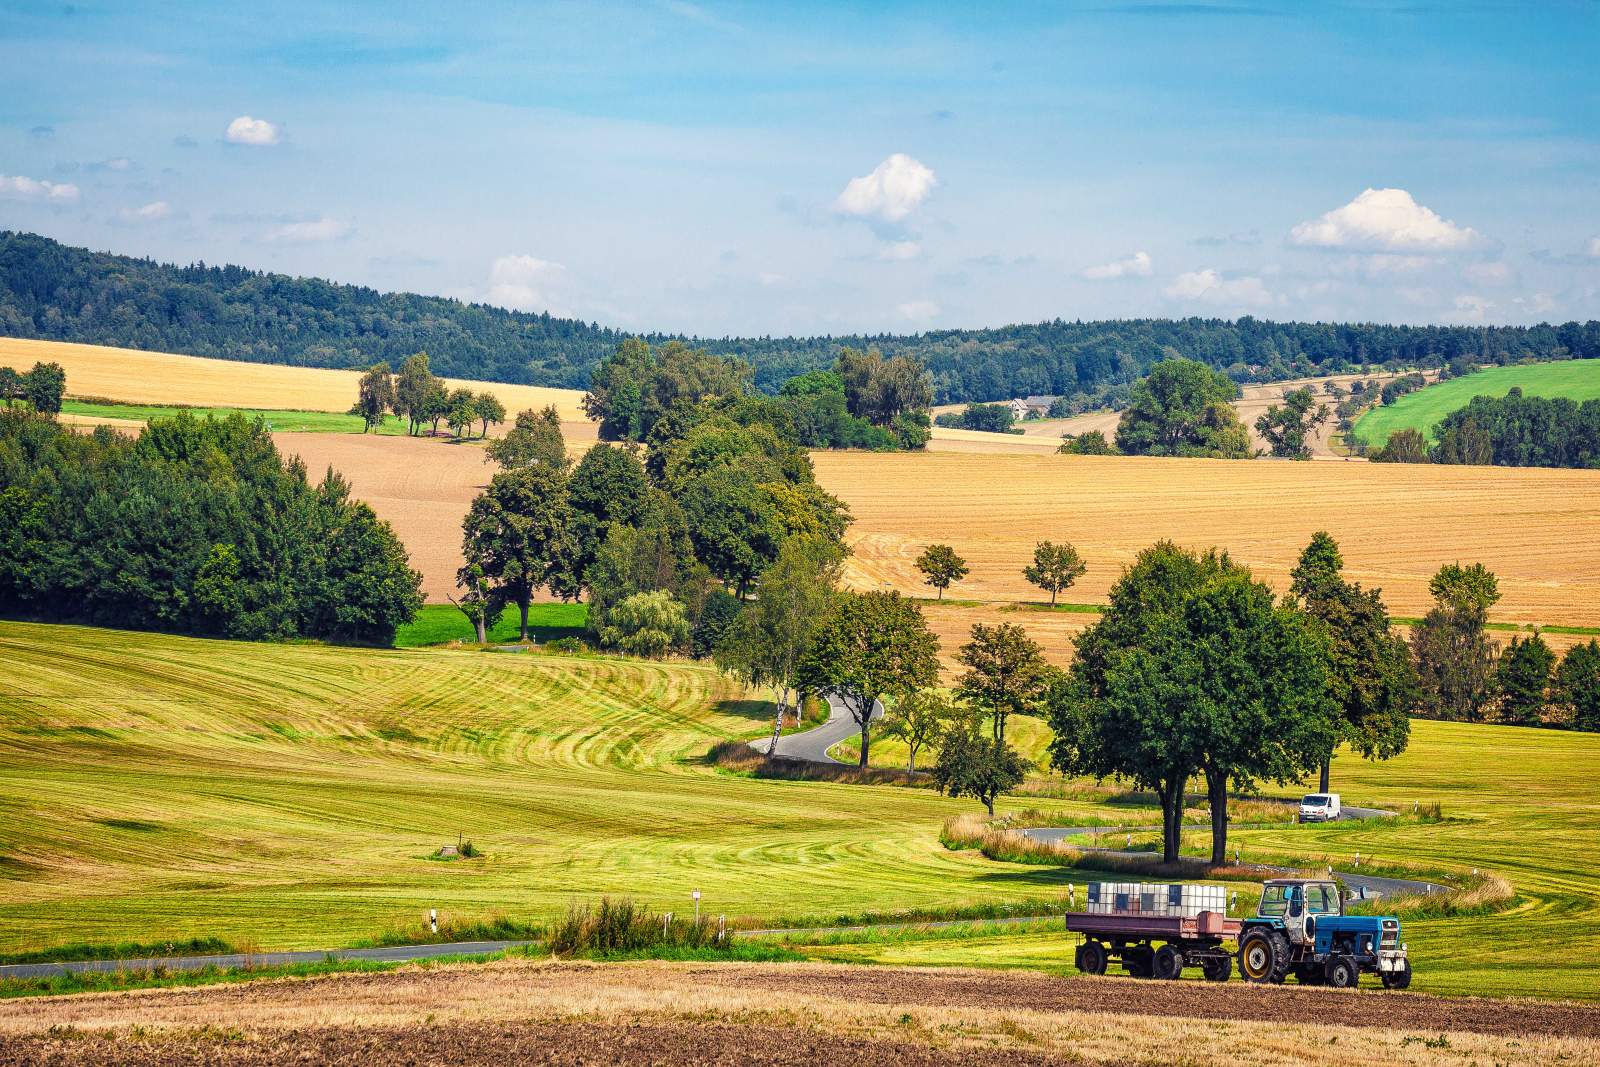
xmin=1588 ymin=236 xmax=1600 ymax=258
xmin=1163 ymin=269 xmax=1276 ymax=309
xmin=487 ymin=254 xmax=568 ymax=315
xmin=1449 ymin=294 xmax=1493 ymax=323
xmin=119 ymin=200 xmax=171 ymax=222
xmin=1462 ymin=261 xmax=1513 ymax=287
xmin=834 ymin=154 xmax=936 ymax=223
xmin=0 ymin=173 xmax=80 ymax=202
xmin=877 ymin=240 xmax=923 ymax=262
xmin=1290 ymin=188 xmax=1480 ymax=253
xmin=1513 ymin=292 xmax=1556 ymax=315
xmin=897 ymin=299 xmax=940 ymax=321
xmin=225 ymin=115 xmax=281 ymax=146
xmin=756 ymin=271 xmax=785 ymax=287
xmin=265 ymin=216 xmax=350 ymax=243
xmin=1082 ymin=250 xmax=1152 ymax=280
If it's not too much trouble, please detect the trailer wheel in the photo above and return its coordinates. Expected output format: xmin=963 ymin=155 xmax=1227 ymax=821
xmin=1238 ymin=929 xmax=1290 ymax=985
xmin=1201 ymin=956 xmax=1232 ymax=982
xmin=1294 ymin=964 xmax=1325 ymax=986
xmin=1076 ymin=939 xmax=1108 ymax=976
xmin=1325 ymin=954 xmax=1360 ymax=989
xmin=1152 ymin=945 xmax=1185 ymax=980
xmin=1124 ymin=945 xmax=1155 ymax=978
xmin=1382 ymin=960 xmax=1412 ymax=990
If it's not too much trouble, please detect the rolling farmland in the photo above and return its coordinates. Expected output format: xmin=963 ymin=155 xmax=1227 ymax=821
xmin=1354 ymin=360 xmax=1600 ymax=447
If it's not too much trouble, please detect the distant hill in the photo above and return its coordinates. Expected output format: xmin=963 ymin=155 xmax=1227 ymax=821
xmin=3 ymin=231 xmax=1596 ymax=404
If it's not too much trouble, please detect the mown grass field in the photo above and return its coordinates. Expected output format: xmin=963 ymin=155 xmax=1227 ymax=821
xmin=393 ymin=603 xmax=588 ymax=647
xmin=4 ymin=620 xmax=1599 ymax=1000
xmin=1354 ymin=360 xmax=1600 ymax=447
xmin=61 ymin=400 xmax=409 ymax=436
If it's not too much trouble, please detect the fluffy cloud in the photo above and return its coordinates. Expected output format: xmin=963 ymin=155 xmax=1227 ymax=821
xmin=1082 ymin=251 xmax=1152 ymax=280
xmin=226 ymin=115 xmax=281 ymax=146
xmin=0 ymin=173 xmax=80 ymax=202
xmin=1588 ymin=236 xmax=1600 ymax=259
xmin=487 ymin=254 xmax=568 ymax=315
xmin=897 ymin=299 xmax=940 ymax=321
xmin=1164 ymin=269 xmax=1276 ymax=309
xmin=1450 ymin=294 xmax=1493 ymax=323
xmin=265 ymin=217 xmax=349 ymax=242
xmin=1290 ymin=188 xmax=1480 ymax=252
xmin=877 ymin=240 xmax=923 ymax=262
xmin=1462 ymin=261 xmax=1513 ymax=287
xmin=834 ymin=154 xmax=936 ymax=223
xmin=119 ymin=200 xmax=171 ymax=222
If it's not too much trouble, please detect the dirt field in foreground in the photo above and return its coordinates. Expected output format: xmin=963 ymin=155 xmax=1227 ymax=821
xmin=2 ymin=960 xmax=1596 ymax=1066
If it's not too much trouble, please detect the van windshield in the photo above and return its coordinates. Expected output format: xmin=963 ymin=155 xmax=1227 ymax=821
xmin=1259 ymin=885 xmax=1289 ymax=917
xmin=1302 ymin=795 xmax=1330 ymax=805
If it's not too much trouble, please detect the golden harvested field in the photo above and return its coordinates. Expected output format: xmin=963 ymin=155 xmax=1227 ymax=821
xmin=0 ymin=337 xmax=590 ymax=422
xmin=815 ymin=449 xmax=1600 ymax=629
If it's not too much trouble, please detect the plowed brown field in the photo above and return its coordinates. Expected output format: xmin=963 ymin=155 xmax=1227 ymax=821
xmin=3 ymin=960 xmax=1596 ymax=1066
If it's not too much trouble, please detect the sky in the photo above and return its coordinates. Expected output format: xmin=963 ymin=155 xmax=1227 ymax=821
xmin=2 ymin=1 xmax=1597 ymax=336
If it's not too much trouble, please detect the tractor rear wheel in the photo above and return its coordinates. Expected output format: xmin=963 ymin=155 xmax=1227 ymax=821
xmin=1076 ymin=940 xmax=1108 ymax=976
xmin=1325 ymin=954 xmax=1360 ymax=989
xmin=1382 ymin=960 xmax=1412 ymax=990
xmin=1152 ymin=945 xmax=1185 ymax=980
xmin=1201 ymin=956 xmax=1232 ymax=982
xmin=1238 ymin=929 xmax=1290 ymax=985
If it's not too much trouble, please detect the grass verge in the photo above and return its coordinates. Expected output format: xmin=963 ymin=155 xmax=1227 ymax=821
xmin=392 ymin=602 xmax=588 ymax=647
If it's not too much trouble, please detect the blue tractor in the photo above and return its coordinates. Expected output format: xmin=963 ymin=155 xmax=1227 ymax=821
xmin=1236 ymin=878 xmax=1411 ymax=989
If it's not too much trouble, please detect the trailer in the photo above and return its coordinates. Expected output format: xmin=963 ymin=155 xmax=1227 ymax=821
xmin=1067 ymin=907 xmax=1240 ymax=981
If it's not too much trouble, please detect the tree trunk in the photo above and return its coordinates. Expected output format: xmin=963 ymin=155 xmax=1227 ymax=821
xmin=1159 ymin=779 xmax=1183 ymax=864
xmin=1206 ymin=768 xmax=1229 ymax=867
xmin=907 ymin=744 xmax=916 ymax=775
xmin=985 ymin=792 xmax=995 ymax=816
xmin=519 ymin=598 xmax=530 ymax=642
xmin=767 ymin=690 xmax=787 ymax=761
xmin=937 ymin=586 xmax=944 ymax=601
xmin=1050 ymin=587 xmax=1058 ymax=606
xmin=475 ymin=612 xmax=487 ymax=644
xmin=858 ymin=721 xmax=870 ymax=769
xmin=1319 ymin=756 xmax=1331 ymax=793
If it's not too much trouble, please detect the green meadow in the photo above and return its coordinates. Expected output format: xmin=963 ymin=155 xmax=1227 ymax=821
xmin=62 ymin=399 xmax=409 ymax=435
xmin=1354 ymin=360 xmax=1600 ymax=447
xmin=3 ymin=619 xmax=1598 ymax=1000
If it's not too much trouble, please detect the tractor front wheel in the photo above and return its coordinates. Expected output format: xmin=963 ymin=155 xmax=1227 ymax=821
xmin=1382 ymin=960 xmax=1412 ymax=990
xmin=1325 ymin=954 xmax=1360 ymax=989
xmin=1238 ymin=929 xmax=1290 ymax=985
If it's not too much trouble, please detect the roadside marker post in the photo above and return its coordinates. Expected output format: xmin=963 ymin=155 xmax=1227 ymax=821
xmin=429 ymin=908 xmax=438 ymax=935
xmin=692 ymin=889 xmax=701 ymax=924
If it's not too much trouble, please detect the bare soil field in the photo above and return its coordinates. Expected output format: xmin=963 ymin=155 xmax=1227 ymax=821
xmin=3 ymin=960 xmax=1595 ymax=1066
xmin=0 ymin=337 xmax=590 ymax=422
xmin=816 ymin=449 xmax=1600 ymax=628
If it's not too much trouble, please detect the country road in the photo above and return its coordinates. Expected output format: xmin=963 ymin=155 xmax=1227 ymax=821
xmin=748 ymin=694 xmax=880 ymax=765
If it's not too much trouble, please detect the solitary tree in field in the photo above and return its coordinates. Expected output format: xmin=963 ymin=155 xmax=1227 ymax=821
xmin=1412 ymin=562 xmax=1501 ymax=721
xmin=882 ymin=688 xmax=956 ymax=774
xmin=353 ymin=362 xmax=396 ymax=433
xmin=487 ymin=407 xmax=570 ymax=470
xmin=1023 ymin=540 xmax=1086 ymax=606
xmin=1371 ymin=428 xmax=1429 ymax=464
xmin=1255 ymin=387 xmax=1329 ymax=460
xmin=956 ymin=622 xmax=1053 ymax=744
xmin=1555 ymin=640 xmax=1600 ymax=732
xmin=1496 ymin=633 xmax=1554 ymax=726
xmin=1290 ymin=532 xmax=1416 ymax=791
xmin=446 ymin=388 xmax=479 ymax=439
xmin=915 ymin=544 xmax=968 ymax=601
xmin=21 ymin=362 xmax=66 ymax=415
xmin=715 ymin=535 xmax=841 ymax=756
xmin=474 ymin=392 xmax=506 ymax=439
xmin=1114 ymin=359 xmax=1251 ymax=459
xmin=798 ymin=590 xmax=940 ymax=768
xmin=459 ymin=464 xmax=573 ymax=642
xmin=932 ymin=722 xmax=1030 ymax=815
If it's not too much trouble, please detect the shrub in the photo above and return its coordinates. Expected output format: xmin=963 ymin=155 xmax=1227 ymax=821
xmin=547 ymin=897 xmax=725 ymax=956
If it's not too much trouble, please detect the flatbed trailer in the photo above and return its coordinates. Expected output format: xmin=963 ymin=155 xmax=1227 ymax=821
xmin=1066 ymin=910 xmax=1241 ymax=981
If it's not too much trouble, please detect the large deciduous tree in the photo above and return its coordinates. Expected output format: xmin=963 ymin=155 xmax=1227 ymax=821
xmin=394 ymin=352 xmax=437 ymax=436
xmin=1412 ymin=562 xmax=1501 ymax=721
xmin=1114 ymin=358 xmax=1252 ymax=459
xmin=459 ymin=464 xmax=573 ymax=642
xmin=565 ymin=443 xmax=651 ymax=588
xmin=798 ymin=590 xmax=940 ymax=769
xmin=1290 ymin=532 xmax=1416 ymax=791
xmin=714 ymin=535 xmax=842 ymax=756
xmin=486 ymin=406 xmax=570 ymax=470
xmin=1255 ymin=386 xmax=1329 ymax=460
xmin=599 ymin=589 xmax=690 ymax=658
xmin=352 ymin=362 xmax=396 ymax=433
xmin=473 ymin=392 xmax=506 ymax=439
xmin=933 ymin=725 xmax=1030 ymax=815
xmin=956 ymin=622 xmax=1053 ymax=744
xmin=915 ymin=544 xmax=968 ymax=601
xmin=1022 ymin=540 xmax=1086 ymax=606
xmin=883 ymin=688 xmax=956 ymax=774
xmin=1496 ymin=633 xmax=1555 ymax=726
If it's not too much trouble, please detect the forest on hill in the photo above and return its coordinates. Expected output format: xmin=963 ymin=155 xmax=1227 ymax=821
xmin=3 ymin=231 xmax=1598 ymax=405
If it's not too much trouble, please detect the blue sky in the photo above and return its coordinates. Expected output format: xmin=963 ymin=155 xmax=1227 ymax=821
xmin=2 ymin=1 xmax=1597 ymax=335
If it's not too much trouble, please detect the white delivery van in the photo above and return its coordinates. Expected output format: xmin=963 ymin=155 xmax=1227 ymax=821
xmin=1298 ymin=793 xmax=1341 ymax=822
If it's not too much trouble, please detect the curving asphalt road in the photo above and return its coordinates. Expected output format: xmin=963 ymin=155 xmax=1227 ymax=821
xmin=748 ymin=694 xmax=881 ymax=765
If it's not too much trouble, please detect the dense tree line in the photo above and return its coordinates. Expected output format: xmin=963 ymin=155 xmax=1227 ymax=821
xmin=6 ymin=232 xmax=1598 ymax=407
xmin=0 ymin=410 xmax=422 ymax=643
xmin=1371 ymin=388 xmax=1600 ymax=468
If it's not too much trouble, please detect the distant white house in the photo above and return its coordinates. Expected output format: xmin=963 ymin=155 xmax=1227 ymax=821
xmin=1005 ymin=398 xmax=1030 ymax=422
xmin=1005 ymin=396 xmax=1055 ymax=421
